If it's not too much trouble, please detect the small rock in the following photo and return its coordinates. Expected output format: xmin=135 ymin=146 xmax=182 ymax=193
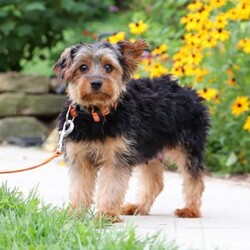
xmin=0 ymin=117 xmax=48 ymax=142
xmin=0 ymin=93 xmax=66 ymax=117
xmin=0 ymin=72 xmax=50 ymax=94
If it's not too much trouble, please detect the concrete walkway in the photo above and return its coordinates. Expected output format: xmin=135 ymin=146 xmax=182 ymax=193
xmin=1 ymin=145 xmax=250 ymax=250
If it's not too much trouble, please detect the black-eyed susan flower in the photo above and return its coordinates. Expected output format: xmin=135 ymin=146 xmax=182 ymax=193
xmin=214 ymin=13 xmax=228 ymax=29
xmin=236 ymin=1 xmax=250 ymax=20
xmin=213 ymin=28 xmax=230 ymax=42
xmin=197 ymin=88 xmax=218 ymax=101
xmin=243 ymin=116 xmax=250 ymax=132
xmin=107 ymin=32 xmax=126 ymax=43
xmin=237 ymin=38 xmax=250 ymax=53
xmin=226 ymin=8 xmax=239 ymax=21
xmin=231 ymin=96 xmax=250 ymax=116
xmin=149 ymin=62 xmax=168 ymax=78
xmin=151 ymin=44 xmax=168 ymax=56
xmin=202 ymin=36 xmax=218 ymax=48
xmin=226 ymin=77 xmax=237 ymax=86
xmin=171 ymin=65 xmax=185 ymax=77
xmin=129 ymin=20 xmax=148 ymax=35
xmin=209 ymin=0 xmax=227 ymax=9
xmin=187 ymin=1 xmax=203 ymax=12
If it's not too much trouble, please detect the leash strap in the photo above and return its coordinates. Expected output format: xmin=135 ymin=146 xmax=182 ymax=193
xmin=0 ymin=105 xmax=75 ymax=174
xmin=0 ymin=151 xmax=62 ymax=174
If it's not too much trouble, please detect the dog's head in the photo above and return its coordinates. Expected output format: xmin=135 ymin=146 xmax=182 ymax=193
xmin=53 ymin=40 xmax=148 ymax=109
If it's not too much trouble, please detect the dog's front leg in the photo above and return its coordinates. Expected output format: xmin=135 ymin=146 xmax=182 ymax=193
xmin=96 ymin=163 xmax=131 ymax=222
xmin=66 ymin=142 xmax=97 ymax=212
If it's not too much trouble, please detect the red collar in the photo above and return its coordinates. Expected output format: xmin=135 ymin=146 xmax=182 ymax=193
xmin=69 ymin=104 xmax=110 ymax=123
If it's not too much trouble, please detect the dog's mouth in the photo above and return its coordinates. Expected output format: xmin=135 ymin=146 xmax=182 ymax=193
xmin=81 ymin=92 xmax=112 ymax=102
xmin=78 ymin=92 xmax=115 ymax=110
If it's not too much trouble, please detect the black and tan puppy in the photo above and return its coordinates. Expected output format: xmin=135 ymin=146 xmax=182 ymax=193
xmin=54 ymin=40 xmax=210 ymax=222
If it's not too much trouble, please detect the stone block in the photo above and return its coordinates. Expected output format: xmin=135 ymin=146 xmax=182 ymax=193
xmin=0 ymin=72 xmax=50 ymax=94
xmin=0 ymin=93 xmax=66 ymax=117
xmin=0 ymin=117 xmax=48 ymax=142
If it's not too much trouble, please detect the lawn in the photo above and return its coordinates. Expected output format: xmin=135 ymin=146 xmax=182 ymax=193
xmin=0 ymin=184 xmax=178 ymax=250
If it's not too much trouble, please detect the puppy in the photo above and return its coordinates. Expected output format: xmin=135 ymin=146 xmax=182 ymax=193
xmin=54 ymin=40 xmax=210 ymax=222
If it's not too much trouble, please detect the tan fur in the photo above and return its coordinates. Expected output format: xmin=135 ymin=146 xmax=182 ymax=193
xmin=68 ymin=52 xmax=124 ymax=111
xmin=97 ymin=164 xmax=131 ymax=220
xmin=121 ymin=159 xmax=164 ymax=215
xmin=164 ymin=147 xmax=204 ymax=218
xmin=65 ymin=136 xmax=133 ymax=219
xmin=122 ymin=147 xmax=204 ymax=218
xmin=55 ymin=41 xmax=205 ymax=220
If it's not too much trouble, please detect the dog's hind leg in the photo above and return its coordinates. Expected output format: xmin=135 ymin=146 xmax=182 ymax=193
xmin=175 ymin=154 xmax=205 ymax=218
xmin=121 ymin=159 xmax=164 ymax=215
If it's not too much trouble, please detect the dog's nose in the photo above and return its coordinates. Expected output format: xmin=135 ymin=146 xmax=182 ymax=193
xmin=91 ymin=80 xmax=102 ymax=90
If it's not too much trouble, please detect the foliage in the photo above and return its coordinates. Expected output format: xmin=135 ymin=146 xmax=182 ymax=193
xmin=105 ymin=0 xmax=250 ymax=174
xmin=0 ymin=184 xmax=177 ymax=249
xmin=0 ymin=0 xmax=113 ymax=72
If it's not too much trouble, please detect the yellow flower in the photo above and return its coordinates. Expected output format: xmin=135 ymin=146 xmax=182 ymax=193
xmin=214 ymin=13 xmax=228 ymax=29
xmin=107 ymin=32 xmax=126 ymax=43
xmin=236 ymin=2 xmax=250 ymax=20
xmin=158 ymin=53 xmax=169 ymax=60
xmin=186 ymin=51 xmax=203 ymax=65
xmin=197 ymin=88 xmax=218 ymax=101
xmin=226 ymin=77 xmax=237 ymax=86
xmin=149 ymin=62 xmax=168 ymax=78
xmin=184 ymin=33 xmax=202 ymax=47
xmin=202 ymin=36 xmax=218 ymax=48
xmin=243 ymin=116 xmax=250 ymax=132
xmin=129 ymin=20 xmax=148 ymax=35
xmin=185 ymin=14 xmax=207 ymax=31
xmin=187 ymin=1 xmax=203 ymax=12
xmin=194 ymin=68 xmax=209 ymax=82
xmin=133 ymin=73 xmax=141 ymax=79
xmin=226 ymin=67 xmax=234 ymax=76
xmin=226 ymin=8 xmax=239 ymax=21
xmin=171 ymin=65 xmax=185 ymax=77
xmin=237 ymin=38 xmax=250 ymax=53
xmin=231 ymin=96 xmax=250 ymax=116
xmin=151 ymin=44 xmax=168 ymax=56
xmin=209 ymin=0 xmax=227 ymax=9
xmin=213 ymin=28 xmax=230 ymax=42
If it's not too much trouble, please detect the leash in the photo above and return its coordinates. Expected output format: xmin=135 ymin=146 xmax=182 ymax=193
xmin=0 ymin=151 xmax=62 ymax=174
xmin=0 ymin=103 xmax=110 ymax=174
xmin=0 ymin=106 xmax=75 ymax=174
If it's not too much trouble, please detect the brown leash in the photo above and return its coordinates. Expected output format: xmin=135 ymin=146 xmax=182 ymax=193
xmin=0 ymin=105 xmax=76 ymax=174
xmin=0 ymin=151 xmax=62 ymax=174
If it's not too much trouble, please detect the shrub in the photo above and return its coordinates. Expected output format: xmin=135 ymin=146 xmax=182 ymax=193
xmin=105 ymin=0 xmax=250 ymax=174
xmin=0 ymin=0 xmax=113 ymax=72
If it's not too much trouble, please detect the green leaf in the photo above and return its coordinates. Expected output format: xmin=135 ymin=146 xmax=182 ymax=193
xmin=25 ymin=2 xmax=45 ymax=11
xmin=17 ymin=25 xmax=32 ymax=37
xmin=226 ymin=152 xmax=238 ymax=167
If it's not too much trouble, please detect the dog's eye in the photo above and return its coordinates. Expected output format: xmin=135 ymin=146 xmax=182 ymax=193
xmin=104 ymin=64 xmax=113 ymax=73
xmin=79 ymin=64 xmax=89 ymax=72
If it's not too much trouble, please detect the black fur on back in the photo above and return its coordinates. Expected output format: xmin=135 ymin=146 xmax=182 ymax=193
xmin=57 ymin=75 xmax=210 ymax=171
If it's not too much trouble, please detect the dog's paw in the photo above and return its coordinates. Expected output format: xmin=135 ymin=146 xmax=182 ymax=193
xmin=175 ymin=207 xmax=201 ymax=218
xmin=96 ymin=211 xmax=123 ymax=223
xmin=121 ymin=203 xmax=149 ymax=215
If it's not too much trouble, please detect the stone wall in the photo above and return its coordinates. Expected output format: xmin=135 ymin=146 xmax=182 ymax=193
xmin=0 ymin=72 xmax=66 ymax=143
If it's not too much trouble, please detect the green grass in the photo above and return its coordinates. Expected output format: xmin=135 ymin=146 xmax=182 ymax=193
xmin=0 ymin=184 xmax=178 ymax=250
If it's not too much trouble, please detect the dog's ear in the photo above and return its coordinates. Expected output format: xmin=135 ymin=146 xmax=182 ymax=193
xmin=117 ymin=40 xmax=149 ymax=81
xmin=53 ymin=45 xmax=80 ymax=82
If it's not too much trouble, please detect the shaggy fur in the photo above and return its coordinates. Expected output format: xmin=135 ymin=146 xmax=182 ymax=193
xmin=55 ymin=40 xmax=210 ymax=222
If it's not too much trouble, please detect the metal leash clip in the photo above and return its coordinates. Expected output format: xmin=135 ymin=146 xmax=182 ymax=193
xmin=57 ymin=107 xmax=75 ymax=153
